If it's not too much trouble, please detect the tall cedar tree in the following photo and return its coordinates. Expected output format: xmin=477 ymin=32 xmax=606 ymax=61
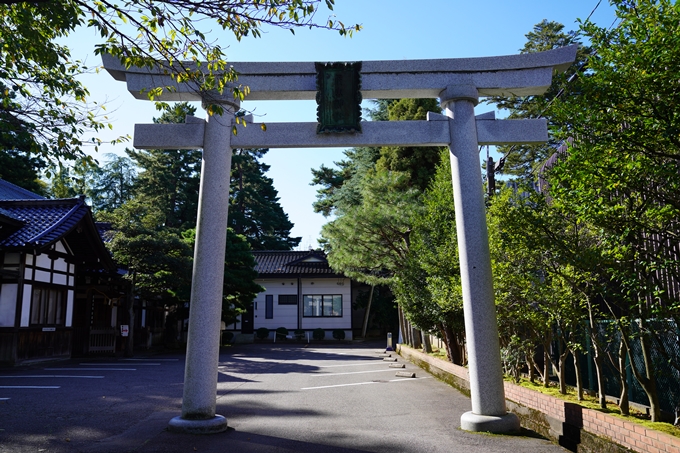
xmin=88 ymin=154 xmax=137 ymax=214
xmin=126 ymin=103 xmax=202 ymax=231
xmin=230 ymin=148 xmax=300 ymax=250
xmin=488 ymin=20 xmax=588 ymax=181
xmin=96 ymin=105 xmax=299 ymax=248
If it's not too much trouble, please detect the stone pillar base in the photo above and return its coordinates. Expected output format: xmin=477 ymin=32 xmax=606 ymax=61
xmin=460 ymin=411 xmax=520 ymax=434
xmin=168 ymin=415 xmax=228 ymax=434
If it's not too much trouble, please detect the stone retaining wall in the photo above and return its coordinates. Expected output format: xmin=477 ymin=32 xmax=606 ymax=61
xmin=397 ymin=344 xmax=680 ymax=453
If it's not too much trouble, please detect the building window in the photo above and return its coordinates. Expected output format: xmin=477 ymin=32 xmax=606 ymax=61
xmin=30 ymin=286 xmax=66 ymax=325
xmin=265 ymin=295 xmax=273 ymax=319
xmin=278 ymin=294 xmax=298 ymax=305
xmin=303 ymin=295 xmax=342 ymax=317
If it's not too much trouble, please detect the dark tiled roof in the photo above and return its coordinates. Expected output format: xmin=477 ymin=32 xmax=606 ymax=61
xmin=0 ymin=197 xmax=89 ymax=248
xmin=96 ymin=222 xmax=115 ymax=243
xmin=252 ymin=250 xmax=340 ymax=276
xmin=0 ymin=207 xmax=22 ymax=224
xmin=0 ymin=180 xmax=45 ymax=200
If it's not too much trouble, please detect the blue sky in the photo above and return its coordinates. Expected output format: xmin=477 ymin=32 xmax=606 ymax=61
xmin=67 ymin=0 xmax=617 ymax=249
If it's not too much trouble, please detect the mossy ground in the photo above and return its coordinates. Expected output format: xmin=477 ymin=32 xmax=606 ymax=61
xmin=423 ymin=347 xmax=680 ymax=439
xmin=508 ymin=377 xmax=680 ymax=438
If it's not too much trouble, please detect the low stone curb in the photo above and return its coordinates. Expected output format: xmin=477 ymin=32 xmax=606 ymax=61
xmin=397 ymin=344 xmax=680 ymax=453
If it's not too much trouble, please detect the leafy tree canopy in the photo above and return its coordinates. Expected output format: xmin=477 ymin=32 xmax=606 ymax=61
xmin=1 ymin=1 xmax=360 ymax=162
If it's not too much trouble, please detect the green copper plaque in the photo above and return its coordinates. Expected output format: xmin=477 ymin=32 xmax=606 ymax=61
xmin=315 ymin=62 xmax=362 ymax=134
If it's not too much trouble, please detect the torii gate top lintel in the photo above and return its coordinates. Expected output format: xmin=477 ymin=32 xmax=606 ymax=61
xmin=102 ymin=44 xmax=577 ymax=102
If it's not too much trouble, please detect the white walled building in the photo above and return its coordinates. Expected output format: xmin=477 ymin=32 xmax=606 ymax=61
xmin=228 ymin=250 xmax=356 ymax=340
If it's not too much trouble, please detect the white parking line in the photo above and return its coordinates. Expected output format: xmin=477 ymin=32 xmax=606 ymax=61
xmin=122 ymin=358 xmax=178 ymax=361
xmin=46 ymin=368 xmax=136 ymax=371
xmin=0 ymin=386 xmax=60 ymax=389
xmin=301 ymin=381 xmax=379 ymax=390
xmin=80 ymin=363 xmax=160 ymax=366
xmin=317 ymin=362 xmax=388 ymax=368
xmin=301 ymin=377 xmax=431 ymax=390
xmin=310 ymin=369 xmax=397 ymax=377
xmin=0 ymin=375 xmax=103 ymax=379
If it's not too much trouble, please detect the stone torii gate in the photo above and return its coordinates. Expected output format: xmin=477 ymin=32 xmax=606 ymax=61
xmin=102 ymin=45 xmax=576 ymax=435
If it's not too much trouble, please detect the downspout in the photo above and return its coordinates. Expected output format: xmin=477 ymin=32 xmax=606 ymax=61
xmin=361 ymin=285 xmax=374 ymax=339
xmin=297 ymin=276 xmax=301 ymax=330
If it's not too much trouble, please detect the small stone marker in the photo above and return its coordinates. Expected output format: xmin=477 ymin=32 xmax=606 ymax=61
xmin=395 ymin=371 xmax=416 ymax=378
xmin=389 ymin=363 xmax=406 ymax=369
xmin=383 ymin=358 xmax=398 ymax=362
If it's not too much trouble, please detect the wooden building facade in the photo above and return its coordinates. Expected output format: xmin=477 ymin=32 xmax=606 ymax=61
xmin=0 ymin=180 xmax=123 ymax=365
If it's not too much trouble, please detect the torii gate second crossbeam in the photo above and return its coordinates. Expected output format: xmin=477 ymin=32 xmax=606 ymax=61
xmin=102 ymin=45 xmax=577 ymax=435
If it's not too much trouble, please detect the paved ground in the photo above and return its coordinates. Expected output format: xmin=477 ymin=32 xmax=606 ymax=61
xmin=0 ymin=342 xmax=567 ymax=453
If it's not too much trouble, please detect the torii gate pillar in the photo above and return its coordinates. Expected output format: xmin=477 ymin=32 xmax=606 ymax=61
xmin=442 ymin=85 xmax=519 ymax=432
xmin=168 ymin=100 xmax=239 ymax=434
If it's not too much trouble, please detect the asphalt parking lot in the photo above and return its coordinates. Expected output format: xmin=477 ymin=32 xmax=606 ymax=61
xmin=0 ymin=342 xmax=567 ymax=453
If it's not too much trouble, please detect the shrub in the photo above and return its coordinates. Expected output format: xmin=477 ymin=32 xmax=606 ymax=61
xmin=293 ymin=329 xmax=306 ymax=340
xmin=222 ymin=331 xmax=234 ymax=345
xmin=275 ymin=327 xmax=288 ymax=340
xmin=313 ymin=328 xmax=325 ymax=340
xmin=332 ymin=329 xmax=346 ymax=340
xmin=255 ymin=327 xmax=269 ymax=340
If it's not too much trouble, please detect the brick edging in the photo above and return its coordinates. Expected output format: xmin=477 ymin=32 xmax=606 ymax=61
xmin=397 ymin=344 xmax=680 ymax=453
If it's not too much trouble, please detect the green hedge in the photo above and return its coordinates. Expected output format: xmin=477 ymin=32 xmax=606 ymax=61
xmin=313 ymin=328 xmax=325 ymax=340
xmin=222 ymin=331 xmax=234 ymax=345
xmin=275 ymin=327 xmax=288 ymax=340
xmin=293 ymin=329 xmax=306 ymax=340
xmin=255 ymin=327 xmax=269 ymax=340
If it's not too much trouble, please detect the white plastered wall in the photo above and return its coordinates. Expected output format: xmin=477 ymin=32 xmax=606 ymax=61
xmin=252 ymin=279 xmax=298 ymax=330
xmin=0 ymin=283 xmax=18 ymax=327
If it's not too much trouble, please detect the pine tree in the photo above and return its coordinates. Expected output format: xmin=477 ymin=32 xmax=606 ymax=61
xmin=488 ymin=20 xmax=587 ymax=181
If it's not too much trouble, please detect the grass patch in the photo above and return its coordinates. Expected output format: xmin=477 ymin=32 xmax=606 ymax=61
xmin=417 ymin=345 xmax=680 ymax=439
xmin=427 ymin=348 xmax=450 ymax=361
xmin=508 ymin=377 xmax=680 ymax=438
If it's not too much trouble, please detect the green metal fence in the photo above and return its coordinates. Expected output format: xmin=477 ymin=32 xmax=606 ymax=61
xmin=566 ymin=319 xmax=680 ymax=415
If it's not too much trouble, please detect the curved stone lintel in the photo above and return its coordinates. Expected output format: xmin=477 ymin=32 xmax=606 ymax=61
xmin=103 ymin=45 xmax=577 ymax=79
xmin=460 ymin=411 xmax=520 ymax=434
xmin=168 ymin=415 xmax=228 ymax=434
xmin=104 ymin=45 xmax=576 ymax=102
